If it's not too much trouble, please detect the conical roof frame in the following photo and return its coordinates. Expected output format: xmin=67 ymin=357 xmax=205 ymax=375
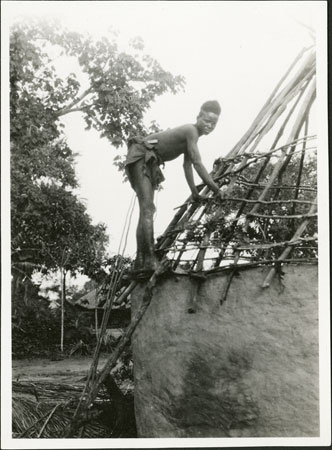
xmin=155 ymin=46 xmax=317 ymax=281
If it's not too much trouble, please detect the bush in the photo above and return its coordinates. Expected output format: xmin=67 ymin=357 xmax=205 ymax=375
xmin=13 ymin=298 xmax=60 ymax=358
xmin=12 ymin=297 xmax=97 ymax=358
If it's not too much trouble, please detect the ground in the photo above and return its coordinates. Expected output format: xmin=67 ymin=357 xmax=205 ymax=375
xmin=13 ymin=355 xmax=108 ymax=382
xmin=12 ymin=354 xmax=133 ymax=392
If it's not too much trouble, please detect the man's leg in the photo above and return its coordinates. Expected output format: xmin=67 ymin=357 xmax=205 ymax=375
xmin=130 ymin=160 xmax=157 ymax=272
xmin=134 ymin=220 xmax=144 ymax=271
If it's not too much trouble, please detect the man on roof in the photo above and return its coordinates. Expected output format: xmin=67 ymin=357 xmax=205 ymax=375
xmin=125 ymin=100 xmax=223 ymax=279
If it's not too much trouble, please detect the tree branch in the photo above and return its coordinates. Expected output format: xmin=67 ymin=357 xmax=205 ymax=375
xmin=57 ymin=107 xmax=84 ymax=116
xmin=56 ymin=87 xmax=93 ymax=117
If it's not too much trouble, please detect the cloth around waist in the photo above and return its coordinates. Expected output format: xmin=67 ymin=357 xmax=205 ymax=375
xmin=125 ymin=136 xmax=165 ymax=189
xmin=126 ymin=136 xmax=164 ymax=167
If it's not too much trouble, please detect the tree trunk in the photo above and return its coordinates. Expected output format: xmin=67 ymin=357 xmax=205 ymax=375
xmin=60 ymin=268 xmax=66 ymax=352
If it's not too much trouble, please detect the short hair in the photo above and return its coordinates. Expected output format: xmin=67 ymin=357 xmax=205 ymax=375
xmin=200 ymin=100 xmax=221 ymax=115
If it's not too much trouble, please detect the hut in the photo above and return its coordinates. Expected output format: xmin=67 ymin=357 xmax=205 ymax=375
xmin=131 ymin=46 xmax=319 ymax=437
xmin=75 ymin=287 xmax=131 ymax=333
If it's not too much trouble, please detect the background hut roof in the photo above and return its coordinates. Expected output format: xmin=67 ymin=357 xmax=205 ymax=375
xmin=75 ymin=285 xmax=131 ymax=310
xmin=75 ymin=289 xmax=99 ymax=310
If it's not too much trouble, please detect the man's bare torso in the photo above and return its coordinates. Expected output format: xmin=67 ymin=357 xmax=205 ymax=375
xmin=146 ymin=124 xmax=198 ymax=162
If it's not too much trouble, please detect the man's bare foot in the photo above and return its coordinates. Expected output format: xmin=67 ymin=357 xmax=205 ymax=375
xmin=133 ymin=254 xmax=144 ymax=273
xmin=131 ymin=256 xmax=157 ymax=279
xmin=143 ymin=259 xmax=157 ymax=273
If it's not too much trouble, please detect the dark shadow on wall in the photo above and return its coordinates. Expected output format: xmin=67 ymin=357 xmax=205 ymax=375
xmin=167 ymin=349 xmax=260 ymax=437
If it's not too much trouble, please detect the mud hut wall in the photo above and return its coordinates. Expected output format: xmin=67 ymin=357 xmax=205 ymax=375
xmin=131 ymin=264 xmax=319 ymax=438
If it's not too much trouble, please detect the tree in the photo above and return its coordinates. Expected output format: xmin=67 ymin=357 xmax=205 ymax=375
xmin=10 ymin=19 xmax=184 ymax=148
xmin=35 ymin=185 xmax=109 ymax=351
xmin=11 ymin=178 xmax=110 ymax=351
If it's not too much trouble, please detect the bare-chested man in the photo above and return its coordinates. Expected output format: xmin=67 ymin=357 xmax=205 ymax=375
xmin=125 ymin=100 xmax=223 ymax=278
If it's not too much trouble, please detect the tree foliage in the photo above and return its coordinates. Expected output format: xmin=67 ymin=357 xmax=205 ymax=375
xmin=10 ymin=19 xmax=184 ymax=148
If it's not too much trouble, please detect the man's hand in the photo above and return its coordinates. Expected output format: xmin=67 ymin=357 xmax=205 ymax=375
xmin=192 ymin=193 xmax=205 ymax=203
xmin=191 ymin=190 xmax=225 ymax=204
xmin=214 ymin=190 xmax=226 ymax=201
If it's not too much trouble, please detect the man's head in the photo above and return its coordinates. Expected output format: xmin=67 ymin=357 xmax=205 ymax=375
xmin=196 ymin=100 xmax=221 ymax=136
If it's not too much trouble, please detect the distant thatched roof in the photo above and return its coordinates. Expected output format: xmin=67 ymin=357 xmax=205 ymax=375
xmin=75 ymin=285 xmax=130 ymax=310
xmin=75 ymin=289 xmax=99 ymax=309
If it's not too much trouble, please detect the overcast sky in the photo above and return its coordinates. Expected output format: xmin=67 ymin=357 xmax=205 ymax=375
xmin=5 ymin=1 xmax=324 ymax=259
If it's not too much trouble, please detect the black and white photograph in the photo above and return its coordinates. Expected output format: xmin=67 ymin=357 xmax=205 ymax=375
xmin=1 ymin=1 xmax=330 ymax=448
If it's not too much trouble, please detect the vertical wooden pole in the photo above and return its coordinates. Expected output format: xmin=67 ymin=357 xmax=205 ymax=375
xmin=60 ymin=268 xmax=66 ymax=352
xmin=95 ymin=307 xmax=99 ymax=341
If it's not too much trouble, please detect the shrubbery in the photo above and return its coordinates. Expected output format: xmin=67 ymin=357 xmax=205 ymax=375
xmin=12 ymin=296 xmax=96 ymax=358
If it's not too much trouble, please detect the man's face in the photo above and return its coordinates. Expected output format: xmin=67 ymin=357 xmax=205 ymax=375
xmin=196 ymin=110 xmax=219 ymax=135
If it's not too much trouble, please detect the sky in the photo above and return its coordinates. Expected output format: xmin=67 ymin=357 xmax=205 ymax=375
xmin=4 ymin=1 xmax=325 ymax=260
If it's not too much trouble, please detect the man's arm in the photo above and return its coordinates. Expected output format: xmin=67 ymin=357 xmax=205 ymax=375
xmin=183 ymin=154 xmax=201 ymax=200
xmin=184 ymin=127 xmax=221 ymax=195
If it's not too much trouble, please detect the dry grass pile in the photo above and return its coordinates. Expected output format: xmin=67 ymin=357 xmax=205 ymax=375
xmin=12 ymin=380 xmax=135 ymax=438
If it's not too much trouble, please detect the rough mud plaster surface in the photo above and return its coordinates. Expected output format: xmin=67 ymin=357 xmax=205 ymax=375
xmin=131 ymin=265 xmax=319 ymax=438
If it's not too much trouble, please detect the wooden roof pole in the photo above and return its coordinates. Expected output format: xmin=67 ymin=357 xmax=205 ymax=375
xmin=227 ymin=48 xmax=314 ymax=159
xmin=262 ymin=198 xmax=317 ymax=288
xmin=243 ymin=78 xmax=316 ymax=231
